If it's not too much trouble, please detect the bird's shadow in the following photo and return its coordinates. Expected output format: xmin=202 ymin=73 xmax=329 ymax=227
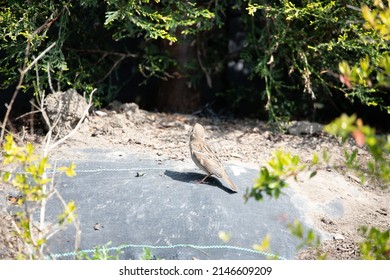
xmin=164 ymin=170 xmax=236 ymax=194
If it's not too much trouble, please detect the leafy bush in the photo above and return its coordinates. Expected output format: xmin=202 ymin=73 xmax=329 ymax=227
xmin=241 ymin=0 xmax=388 ymax=122
xmin=0 ymin=135 xmax=77 ymax=259
xmin=0 ymin=1 xmax=218 ymax=107
xmin=2 ymin=1 xmax=388 ymax=118
xmin=339 ymin=1 xmax=390 ymax=114
xmin=0 ymin=1 xmax=71 ymax=92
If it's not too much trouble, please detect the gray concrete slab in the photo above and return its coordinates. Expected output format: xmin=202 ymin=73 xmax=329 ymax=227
xmin=44 ymin=148 xmax=314 ymax=260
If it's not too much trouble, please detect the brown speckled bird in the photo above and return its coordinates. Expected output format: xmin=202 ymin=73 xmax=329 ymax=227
xmin=189 ymin=123 xmax=238 ymax=192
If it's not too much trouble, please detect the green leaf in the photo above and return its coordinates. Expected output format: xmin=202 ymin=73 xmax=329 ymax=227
xmin=312 ymin=153 xmax=319 ymax=165
xmin=253 ymin=234 xmax=271 ymax=253
xmin=218 ymin=231 xmax=231 ymax=243
xmin=26 ymin=142 xmax=34 ymax=156
xmin=37 ymin=157 xmax=49 ymax=176
xmin=141 ymin=248 xmax=153 ymax=260
xmin=338 ymin=60 xmax=351 ymax=75
xmin=309 ymin=171 xmax=317 ymax=178
xmin=2 ymin=171 xmax=11 ymax=181
xmin=104 ymin=11 xmax=120 ymax=26
xmin=58 ymin=163 xmax=77 ymax=177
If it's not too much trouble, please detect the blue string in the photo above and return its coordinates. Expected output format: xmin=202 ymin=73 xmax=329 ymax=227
xmin=48 ymin=243 xmax=287 ymax=260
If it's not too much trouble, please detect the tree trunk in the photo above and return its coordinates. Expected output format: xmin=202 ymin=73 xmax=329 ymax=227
xmin=157 ymin=36 xmax=201 ymax=113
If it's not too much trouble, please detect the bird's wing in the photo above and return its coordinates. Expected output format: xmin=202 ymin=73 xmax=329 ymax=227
xmin=191 ymin=140 xmax=224 ymax=177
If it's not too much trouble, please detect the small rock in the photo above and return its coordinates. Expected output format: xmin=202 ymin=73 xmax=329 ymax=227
xmin=333 ymin=233 xmax=345 ymax=240
xmin=287 ymin=121 xmax=323 ymax=136
xmin=107 ymin=100 xmax=122 ymax=112
xmin=120 ymin=102 xmax=139 ymax=113
xmin=135 ymin=172 xmax=145 ymax=177
xmin=93 ymin=223 xmax=103 ymax=231
xmin=376 ymin=208 xmax=388 ymax=216
xmin=230 ymin=152 xmax=243 ymax=158
xmin=252 ymin=127 xmax=260 ymax=133
xmin=263 ymin=130 xmax=272 ymax=140
xmin=44 ymin=89 xmax=89 ymax=135
xmin=95 ymin=110 xmax=108 ymax=117
xmin=347 ymin=173 xmax=361 ymax=184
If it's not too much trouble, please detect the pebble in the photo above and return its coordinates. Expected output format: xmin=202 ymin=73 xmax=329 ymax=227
xmin=333 ymin=233 xmax=345 ymax=240
xmin=95 ymin=110 xmax=108 ymax=117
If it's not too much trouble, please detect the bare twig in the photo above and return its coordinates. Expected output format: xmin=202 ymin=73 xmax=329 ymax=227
xmin=346 ymin=4 xmax=362 ymax=12
xmin=64 ymin=48 xmax=138 ymax=83
xmin=47 ymin=62 xmax=56 ymax=94
xmin=64 ymin=47 xmax=138 ymax=58
xmin=15 ymin=110 xmax=41 ymax=121
xmin=51 ymin=188 xmax=81 ymax=255
xmin=97 ymin=55 xmax=126 ymax=83
xmin=197 ymin=36 xmax=213 ymax=88
xmin=23 ymin=43 xmax=56 ymax=74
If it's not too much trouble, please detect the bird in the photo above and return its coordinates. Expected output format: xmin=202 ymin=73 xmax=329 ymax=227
xmin=189 ymin=123 xmax=238 ymax=192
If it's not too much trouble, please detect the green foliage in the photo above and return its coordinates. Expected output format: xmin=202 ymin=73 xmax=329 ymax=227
xmin=140 ymin=247 xmax=153 ymax=260
xmin=252 ymin=234 xmax=270 ymax=252
xmin=288 ymin=220 xmax=321 ymax=249
xmin=104 ymin=0 xmax=215 ymax=42
xmin=242 ymin=0 xmax=385 ymax=121
xmin=244 ymin=167 xmax=287 ymax=201
xmin=358 ymin=226 xmax=390 ymax=260
xmin=0 ymin=1 xmax=220 ymax=106
xmin=325 ymin=114 xmax=390 ymax=187
xmin=2 ymin=1 xmax=387 ymax=117
xmin=140 ymin=247 xmax=160 ymax=260
xmin=77 ymin=242 xmax=123 ymax=260
xmin=289 ymin=221 xmax=389 ymax=260
xmin=218 ymin=230 xmax=232 ymax=243
xmin=0 ymin=1 xmax=71 ymax=90
xmin=245 ymin=149 xmax=315 ymax=201
xmin=338 ymin=1 xmax=390 ymax=113
xmin=0 ymin=134 xmax=77 ymax=259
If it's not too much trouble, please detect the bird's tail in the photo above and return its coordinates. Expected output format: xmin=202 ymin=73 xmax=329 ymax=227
xmin=222 ymin=172 xmax=238 ymax=192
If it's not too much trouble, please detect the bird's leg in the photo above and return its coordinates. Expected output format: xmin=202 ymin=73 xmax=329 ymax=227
xmin=198 ymin=174 xmax=211 ymax=184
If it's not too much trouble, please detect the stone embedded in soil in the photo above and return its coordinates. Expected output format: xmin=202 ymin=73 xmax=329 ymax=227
xmin=45 ymin=88 xmax=88 ymax=135
xmin=333 ymin=233 xmax=345 ymax=240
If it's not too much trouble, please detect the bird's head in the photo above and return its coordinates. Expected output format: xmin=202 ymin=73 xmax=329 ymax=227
xmin=191 ymin=123 xmax=205 ymax=140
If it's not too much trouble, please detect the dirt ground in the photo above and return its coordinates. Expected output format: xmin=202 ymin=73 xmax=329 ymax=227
xmin=1 ymin=103 xmax=389 ymax=259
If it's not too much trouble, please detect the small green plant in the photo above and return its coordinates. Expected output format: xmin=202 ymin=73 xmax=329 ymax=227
xmin=288 ymin=220 xmax=326 ymax=260
xmin=244 ymin=149 xmax=318 ymax=201
xmin=324 ymin=114 xmax=390 ymax=187
xmin=77 ymin=242 xmax=123 ymax=260
xmin=252 ymin=234 xmax=272 ymax=255
xmin=218 ymin=230 xmax=232 ymax=243
xmin=288 ymin=220 xmax=321 ymax=250
xmin=358 ymin=226 xmax=390 ymax=260
xmin=0 ymin=135 xmax=77 ymax=259
xmin=140 ymin=247 xmax=157 ymax=260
